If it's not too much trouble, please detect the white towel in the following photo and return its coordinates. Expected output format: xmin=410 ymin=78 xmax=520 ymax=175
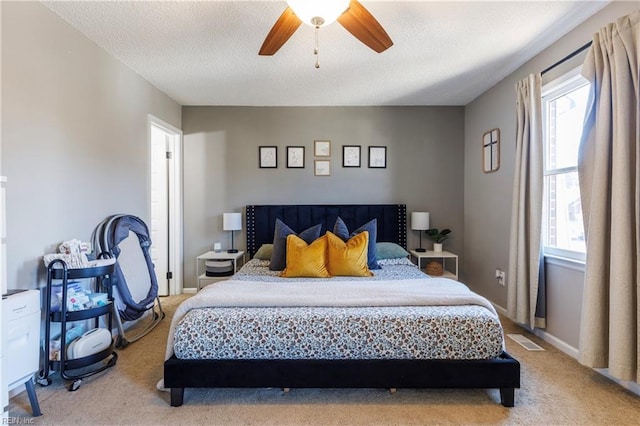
xmin=43 ymin=253 xmax=90 ymax=269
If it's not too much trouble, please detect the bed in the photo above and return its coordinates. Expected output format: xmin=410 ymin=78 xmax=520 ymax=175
xmin=164 ymin=204 xmax=520 ymax=407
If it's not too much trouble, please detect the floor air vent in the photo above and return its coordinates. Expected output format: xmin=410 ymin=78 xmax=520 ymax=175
xmin=507 ymin=333 xmax=545 ymax=351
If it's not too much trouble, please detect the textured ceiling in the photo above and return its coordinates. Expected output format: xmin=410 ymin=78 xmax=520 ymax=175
xmin=43 ymin=1 xmax=611 ymax=106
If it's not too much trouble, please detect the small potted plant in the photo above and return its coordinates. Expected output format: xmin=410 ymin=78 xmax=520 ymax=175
xmin=426 ymin=228 xmax=451 ymax=252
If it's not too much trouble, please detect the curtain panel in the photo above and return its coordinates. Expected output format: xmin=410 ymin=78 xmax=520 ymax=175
xmin=578 ymin=11 xmax=639 ymax=383
xmin=508 ymin=73 xmax=546 ymax=330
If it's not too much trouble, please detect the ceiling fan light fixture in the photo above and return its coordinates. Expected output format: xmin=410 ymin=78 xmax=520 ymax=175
xmin=287 ymin=0 xmax=350 ymax=27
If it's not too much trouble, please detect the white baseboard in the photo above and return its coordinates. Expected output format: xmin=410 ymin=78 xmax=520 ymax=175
xmin=532 ymin=328 xmax=579 ymax=359
xmin=491 ymin=302 xmax=507 ymax=315
xmin=8 ymin=383 xmax=25 ymax=398
xmin=489 ymin=298 xmax=639 ymax=397
xmin=595 ymin=369 xmax=640 ymax=396
xmin=531 ymin=329 xmax=639 ymax=397
xmin=490 ymin=300 xmax=579 ymax=357
xmin=182 ymin=287 xmax=197 ymax=294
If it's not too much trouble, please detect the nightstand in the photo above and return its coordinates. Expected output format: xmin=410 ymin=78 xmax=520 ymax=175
xmin=196 ymin=251 xmax=245 ymax=290
xmin=409 ymin=249 xmax=458 ymax=280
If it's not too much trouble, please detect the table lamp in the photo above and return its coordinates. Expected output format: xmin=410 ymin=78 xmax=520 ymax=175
xmin=223 ymin=212 xmax=242 ymax=253
xmin=411 ymin=212 xmax=430 ymax=252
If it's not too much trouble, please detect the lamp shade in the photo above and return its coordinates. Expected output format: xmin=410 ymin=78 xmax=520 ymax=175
xmin=411 ymin=212 xmax=430 ymax=231
xmin=223 ymin=213 xmax=242 ymax=231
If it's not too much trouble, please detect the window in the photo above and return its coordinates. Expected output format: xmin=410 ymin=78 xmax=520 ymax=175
xmin=542 ymin=67 xmax=589 ymax=262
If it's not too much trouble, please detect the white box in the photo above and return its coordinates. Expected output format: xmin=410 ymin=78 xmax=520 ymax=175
xmin=67 ymin=328 xmax=111 ymax=359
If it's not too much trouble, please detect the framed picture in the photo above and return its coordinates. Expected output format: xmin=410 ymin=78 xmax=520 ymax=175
xmin=368 ymin=146 xmax=387 ymax=168
xmin=259 ymin=146 xmax=277 ymax=168
xmin=286 ymin=146 xmax=305 ymax=168
xmin=314 ymin=160 xmax=331 ymax=176
xmin=482 ymin=128 xmax=500 ymax=173
xmin=342 ymin=145 xmax=361 ymax=168
xmin=314 ymin=140 xmax=331 ymax=157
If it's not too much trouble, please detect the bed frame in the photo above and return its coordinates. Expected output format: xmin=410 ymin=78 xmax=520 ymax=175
xmin=165 ymin=204 xmax=520 ymax=407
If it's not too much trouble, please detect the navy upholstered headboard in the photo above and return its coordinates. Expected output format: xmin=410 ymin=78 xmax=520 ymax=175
xmin=245 ymin=204 xmax=407 ymax=258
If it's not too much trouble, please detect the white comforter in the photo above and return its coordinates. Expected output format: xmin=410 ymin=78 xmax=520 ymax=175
xmin=165 ymin=277 xmax=498 ymax=360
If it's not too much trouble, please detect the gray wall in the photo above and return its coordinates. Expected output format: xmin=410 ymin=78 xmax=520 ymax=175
xmin=4 ymin=0 xmax=636 ymax=354
xmin=463 ymin=1 xmax=639 ymax=349
xmin=1 ymin=2 xmax=182 ymax=289
xmin=182 ymin=106 xmax=465 ymax=289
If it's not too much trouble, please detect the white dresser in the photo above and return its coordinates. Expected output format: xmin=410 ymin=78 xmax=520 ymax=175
xmin=2 ymin=289 xmax=41 ymax=416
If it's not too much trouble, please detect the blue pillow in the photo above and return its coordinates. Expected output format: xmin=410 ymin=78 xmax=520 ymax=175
xmin=269 ymin=219 xmax=322 ymax=271
xmin=333 ymin=217 xmax=381 ymax=270
xmin=376 ymin=242 xmax=409 ymax=260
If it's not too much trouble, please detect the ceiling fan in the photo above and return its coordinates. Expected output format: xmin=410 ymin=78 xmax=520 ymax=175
xmin=259 ymin=0 xmax=393 ymax=56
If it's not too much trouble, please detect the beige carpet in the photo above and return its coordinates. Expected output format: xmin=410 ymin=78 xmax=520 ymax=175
xmin=8 ymin=294 xmax=640 ymax=425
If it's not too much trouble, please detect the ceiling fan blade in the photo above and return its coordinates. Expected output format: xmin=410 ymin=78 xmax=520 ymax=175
xmin=337 ymin=0 xmax=393 ymax=53
xmin=259 ymin=7 xmax=302 ymax=56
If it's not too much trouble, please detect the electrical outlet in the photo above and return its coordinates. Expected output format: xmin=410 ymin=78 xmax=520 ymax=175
xmin=496 ymin=269 xmax=505 ymax=286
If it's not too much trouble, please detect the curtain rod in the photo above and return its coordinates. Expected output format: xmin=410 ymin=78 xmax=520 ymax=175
xmin=541 ymin=41 xmax=593 ymax=75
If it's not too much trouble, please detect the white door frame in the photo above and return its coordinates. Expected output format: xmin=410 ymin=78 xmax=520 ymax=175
xmin=148 ymin=114 xmax=183 ymax=295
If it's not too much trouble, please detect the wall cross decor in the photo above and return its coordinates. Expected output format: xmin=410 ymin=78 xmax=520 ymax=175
xmin=482 ymin=128 xmax=500 ymax=173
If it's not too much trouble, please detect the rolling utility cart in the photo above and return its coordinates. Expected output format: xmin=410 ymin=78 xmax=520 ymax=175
xmin=38 ymin=257 xmax=118 ymax=391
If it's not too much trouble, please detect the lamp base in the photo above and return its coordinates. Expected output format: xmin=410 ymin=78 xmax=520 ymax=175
xmin=227 ymin=249 xmax=239 ymax=253
xmin=415 ymin=248 xmax=426 ymax=252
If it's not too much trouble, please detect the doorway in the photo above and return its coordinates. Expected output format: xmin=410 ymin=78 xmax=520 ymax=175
xmin=149 ymin=116 xmax=182 ymax=296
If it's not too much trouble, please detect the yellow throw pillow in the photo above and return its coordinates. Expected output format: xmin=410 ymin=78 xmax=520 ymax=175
xmin=326 ymin=231 xmax=374 ymax=277
xmin=280 ymin=234 xmax=330 ymax=278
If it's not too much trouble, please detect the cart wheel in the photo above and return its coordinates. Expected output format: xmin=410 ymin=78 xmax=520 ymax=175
xmin=37 ymin=377 xmax=51 ymax=387
xmin=161 ymin=312 xmax=166 ymax=319
xmin=107 ymin=356 xmax=117 ymax=368
xmin=119 ymin=339 xmax=129 ymax=348
xmin=68 ymin=379 xmax=82 ymax=392
xmin=115 ymin=335 xmax=126 ymax=348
